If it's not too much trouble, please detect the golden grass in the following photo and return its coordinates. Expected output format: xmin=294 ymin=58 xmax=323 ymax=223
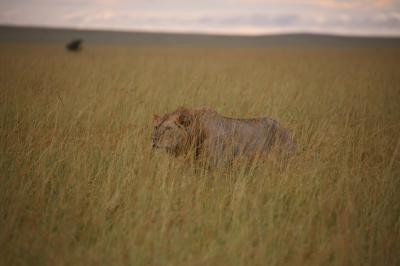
xmin=0 ymin=43 xmax=399 ymax=265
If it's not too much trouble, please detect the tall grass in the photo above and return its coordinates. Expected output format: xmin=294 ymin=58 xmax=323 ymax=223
xmin=0 ymin=43 xmax=399 ymax=265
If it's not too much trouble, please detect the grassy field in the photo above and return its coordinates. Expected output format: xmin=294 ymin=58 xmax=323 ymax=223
xmin=0 ymin=42 xmax=399 ymax=265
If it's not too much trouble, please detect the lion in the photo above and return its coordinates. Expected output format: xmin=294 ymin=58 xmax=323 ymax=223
xmin=151 ymin=106 xmax=295 ymax=167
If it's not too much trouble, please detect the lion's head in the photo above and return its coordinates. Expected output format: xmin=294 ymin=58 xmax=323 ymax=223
xmin=151 ymin=108 xmax=193 ymax=156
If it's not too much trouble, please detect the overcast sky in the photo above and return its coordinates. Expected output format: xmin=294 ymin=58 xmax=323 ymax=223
xmin=0 ymin=0 xmax=399 ymax=36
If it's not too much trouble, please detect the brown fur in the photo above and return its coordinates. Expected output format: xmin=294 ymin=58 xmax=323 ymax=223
xmin=152 ymin=107 xmax=295 ymax=167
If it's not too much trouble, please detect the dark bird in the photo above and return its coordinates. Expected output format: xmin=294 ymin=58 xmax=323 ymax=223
xmin=66 ymin=39 xmax=83 ymax=52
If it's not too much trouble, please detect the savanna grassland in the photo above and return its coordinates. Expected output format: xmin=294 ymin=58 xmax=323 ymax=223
xmin=0 ymin=42 xmax=399 ymax=266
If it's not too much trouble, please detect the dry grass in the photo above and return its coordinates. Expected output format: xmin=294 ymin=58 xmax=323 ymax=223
xmin=0 ymin=43 xmax=399 ymax=266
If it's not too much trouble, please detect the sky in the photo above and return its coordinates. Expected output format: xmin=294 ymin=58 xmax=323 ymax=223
xmin=0 ymin=0 xmax=400 ymax=36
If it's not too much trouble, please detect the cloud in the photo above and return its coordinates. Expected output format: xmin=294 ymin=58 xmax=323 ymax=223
xmin=58 ymin=8 xmax=400 ymax=35
xmin=0 ymin=0 xmax=400 ymax=35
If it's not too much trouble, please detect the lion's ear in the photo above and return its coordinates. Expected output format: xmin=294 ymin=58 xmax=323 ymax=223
xmin=153 ymin=115 xmax=161 ymax=126
xmin=177 ymin=109 xmax=192 ymax=127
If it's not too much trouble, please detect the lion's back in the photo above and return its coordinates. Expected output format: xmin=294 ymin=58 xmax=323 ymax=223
xmin=197 ymin=111 xmax=295 ymax=160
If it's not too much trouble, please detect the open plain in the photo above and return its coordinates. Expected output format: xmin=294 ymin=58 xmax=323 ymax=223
xmin=0 ymin=29 xmax=399 ymax=265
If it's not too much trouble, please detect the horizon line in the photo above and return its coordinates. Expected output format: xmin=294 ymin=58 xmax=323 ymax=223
xmin=1 ymin=23 xmax=400 ymax=39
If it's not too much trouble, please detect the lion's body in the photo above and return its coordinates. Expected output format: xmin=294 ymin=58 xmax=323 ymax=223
xmin=152 ymin=107 xmax=295 ymax=166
